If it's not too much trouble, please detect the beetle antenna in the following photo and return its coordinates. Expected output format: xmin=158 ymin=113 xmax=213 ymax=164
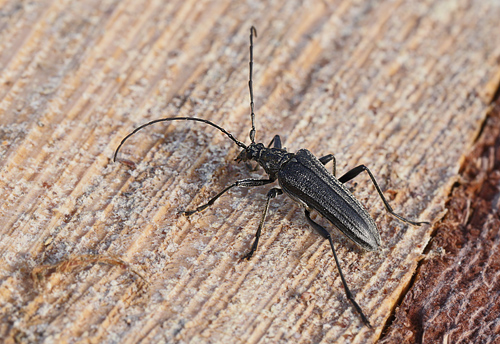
xmin=113 ymin=117 xmax=247 ymax=162
xmin=248 ymin=26 xmax=257 ymax=144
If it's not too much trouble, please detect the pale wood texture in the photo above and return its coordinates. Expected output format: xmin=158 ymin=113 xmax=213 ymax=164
xmin=1 ymin=1 xmax=500 ymax=343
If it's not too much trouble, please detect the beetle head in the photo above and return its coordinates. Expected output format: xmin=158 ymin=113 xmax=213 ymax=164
xmin=236 ymin=143 xmax=264 ymax=163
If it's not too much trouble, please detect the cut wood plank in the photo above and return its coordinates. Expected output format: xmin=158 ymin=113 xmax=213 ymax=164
xmin=0 ymin=0 xmax=499 ymax=343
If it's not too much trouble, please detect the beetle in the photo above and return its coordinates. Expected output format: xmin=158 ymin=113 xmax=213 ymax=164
xmin=114 ymin=26 xmax=428 ymax=328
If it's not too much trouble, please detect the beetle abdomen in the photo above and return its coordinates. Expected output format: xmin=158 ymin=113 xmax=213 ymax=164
xmin=278 ymin=149 xmax=381 ymax=251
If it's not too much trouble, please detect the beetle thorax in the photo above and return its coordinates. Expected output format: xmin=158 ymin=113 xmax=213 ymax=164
xmin=236 ymin=143 xmax=292 ymax=178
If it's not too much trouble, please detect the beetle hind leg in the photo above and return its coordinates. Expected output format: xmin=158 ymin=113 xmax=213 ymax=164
xmin=338 ymin=165 xmax=429 ymax=226
xmin=304 ymin=209 xmax=372 ymax=328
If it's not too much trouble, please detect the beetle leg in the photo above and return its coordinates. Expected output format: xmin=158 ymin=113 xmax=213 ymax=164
xmin=319 ymin=154 xmax=336 ymax=176
xmin=267 ymin=135 xmax=282 ymax=149
xmin=338 ymin=165 xmax=429 ymax=226
xmin=182 ymin=178 xmax=275 ymax=216
xmin=304 ymin=209 xmax=372 ymax=328
xmin=242 ymin=187 xmax=283 ymax=260
xmin=246 ymin=162 xmax=259 ymax=171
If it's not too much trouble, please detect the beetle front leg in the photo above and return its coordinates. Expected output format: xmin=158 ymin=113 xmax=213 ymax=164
xmin=304 ymin=209 xmax=372 ymax=328
xmin=267 ymin=135 xmax=282 ymax=149
xmin=319 ymin=154 xmax=336 ymax=176
xmin=338 ymin=165 xmax=429 ymax=226
xmin=242 ymin=187 xmax=283 ymax=260
xmin=182 ymin=178 xmax=275 ymax=216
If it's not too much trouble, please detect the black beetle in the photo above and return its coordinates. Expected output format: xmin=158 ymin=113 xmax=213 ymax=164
xmin=114 ymin=26 xmax=428 ymax=327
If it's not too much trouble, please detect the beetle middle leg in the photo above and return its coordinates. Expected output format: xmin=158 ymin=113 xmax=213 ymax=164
xmin=304 ymin=209 xmax=372 ymax=328
xmin=338 ymin=165 xmax=429 ymax=226
xmin=182 ymin=178 xmax=275 ymax=216
xmin=242 ymin=187 xmax=283 ymax=260
xmin=319 ymin=154 xmax=336 ymax=176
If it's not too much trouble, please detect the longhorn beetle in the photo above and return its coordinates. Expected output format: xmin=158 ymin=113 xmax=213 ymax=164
xmin=114 ymin=26 xmax=428 ymax=328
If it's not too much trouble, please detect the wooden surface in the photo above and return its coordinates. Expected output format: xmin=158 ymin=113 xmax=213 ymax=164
xmin=380 ymin=100 xmax=500 ymax=344
xmin=1 ymin=1 xmax=500 ymax=343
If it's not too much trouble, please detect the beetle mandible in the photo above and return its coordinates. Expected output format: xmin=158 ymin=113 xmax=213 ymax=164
xmin=114 ymin=26 xmax=429 ymax=328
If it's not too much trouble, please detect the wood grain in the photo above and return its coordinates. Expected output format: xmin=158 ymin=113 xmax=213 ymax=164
xmin=380 ymin=101 xmax=500 ymax=344
xmin=1 ymin=0 xmax=499 ymax=343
